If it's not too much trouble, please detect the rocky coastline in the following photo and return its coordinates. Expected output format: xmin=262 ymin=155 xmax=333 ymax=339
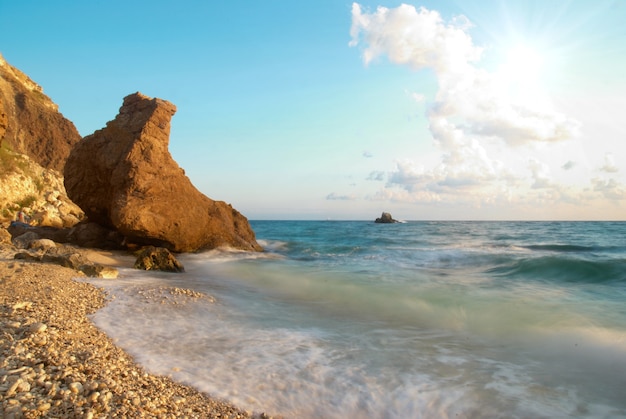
xmin=0 ymin=244 xmax=274 ymax=418
xmin=1 ymin=52 xmax=272 ymax=418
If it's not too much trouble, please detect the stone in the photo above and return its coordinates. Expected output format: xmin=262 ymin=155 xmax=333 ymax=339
xmin=7 ymin=221 xmax=125 ymax=250
xmin=13 ymin=244 xmax=113 ymax=278
xmin=64 ymin=92 xmax=262 ymax=253
xmin=11 ymin=231 xmax=41 ymax=249
xmin=134 ymin=246 xmax=185 ymax=273
xmin=41 ymin=249 xmax=88 ymax=270
xmin=28 ymin=238 xmax=57 ymax=251
xmin=68 ymin=382 xmax=84 ymax=394
xmin=29 ymin=322 xmax=47 ymax=333
xmin=66 ymin=222 xmax=126 ymax=250
xmin=79 ymin=264 xmax=119 ymax=279
xmin=375 ymin=212 xmax=399 ymax=224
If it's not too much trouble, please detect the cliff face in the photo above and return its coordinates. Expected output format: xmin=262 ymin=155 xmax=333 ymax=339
xmin=0 ymin=53 xmax=84 ymax=226
xmin=0 ymin=53 xmax=81 ymax=172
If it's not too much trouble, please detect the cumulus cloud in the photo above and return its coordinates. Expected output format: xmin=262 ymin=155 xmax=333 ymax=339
xmin=409 ymin=92 xmax=425 ymax=103
xmin=350 ymin=2 xmax=579 ymax=149
xmin=528 ymin=158 xmax=553 ymax=189
xmin=562 ymin=161 xmax=576 ymax=170
xmin=349 ymin=3 xmax=481 ymax=73
xmin=592 ymin=177 xmax=626 ymax=200
xmin=350 ymin=2 xmax=585 ymax=207
xmin=600 ymin=153 xmax=619 ymax=173
xmin=326 ymin=192 xmax=357 ymax=201
xmin=367 ymin=170 xmax=385 ymax=181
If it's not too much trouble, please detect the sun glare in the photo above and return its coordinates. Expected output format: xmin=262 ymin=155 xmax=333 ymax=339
xmin=499 ymin=44 xmax=544 ymax=85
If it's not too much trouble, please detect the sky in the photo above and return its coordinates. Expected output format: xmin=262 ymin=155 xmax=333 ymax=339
xmin=1 ymin=0 xmax=625 ymax=220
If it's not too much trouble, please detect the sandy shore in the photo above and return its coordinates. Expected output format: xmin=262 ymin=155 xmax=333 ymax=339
xmin=0 ymin=244 xmax=273 ymax=418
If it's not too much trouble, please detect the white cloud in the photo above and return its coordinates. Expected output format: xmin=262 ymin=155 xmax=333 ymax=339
xmin=409 ymin=92 xmax=425 ymax=103
xmin=349 ymin=2 xmax=596 ymax=211
xmin=600 ymin=153 xmax=619 ymax=173
xmin=326 ymin=192 xmax=357 ymax=201
xmin=562 ymin=160 xmax=576 ymax=170
xmin=350 ymin=3 xmax=481 ymax=73
xmin=592 ymin=177 xmax=626 ymax=200
xmin=366 ymin=170 xmax=385 ymax=181
xmin=350 ymin=2 xmax=580 ymax=147
xmin=528 ymin=158 xmax=553 ymax=189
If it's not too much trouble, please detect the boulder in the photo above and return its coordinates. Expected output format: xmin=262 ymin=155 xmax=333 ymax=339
xmin=13 ymin=243 xmax=119 ymax=278
xmin=7 ymin=221 xmax=126 ymax=250
xmin=64 ymin=92 xmax=262 ymax=253
xmin=11 ymin=230 xmax=42 ymax=249
xmin=134 ymin=246 xmax=184 ymax=273
xmin=79 ymin=264 xmax=119 ymax=279
xmin=375 ymin=212 xmax=399 ymax=224
xmin=66 ymin=222 xmax=126 ymax=249
xmin=28 ymin=238 xmax=57 ymax=251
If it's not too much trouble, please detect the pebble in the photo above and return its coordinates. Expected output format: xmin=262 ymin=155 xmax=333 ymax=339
xmin=0 ymin=256 xmax=269 ymax=419
xmin=29 ymin=322 xmax=47 ymax=333
xmin=69 ymin=381 xmax=84 ymax=394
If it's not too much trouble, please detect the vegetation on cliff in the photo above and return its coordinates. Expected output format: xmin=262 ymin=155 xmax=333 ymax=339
xmin=0 ymin=142 xmax=83 ymax=226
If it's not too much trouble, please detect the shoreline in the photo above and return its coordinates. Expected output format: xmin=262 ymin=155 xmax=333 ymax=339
xmin=0 ymin=245 xmax=272 ymax=418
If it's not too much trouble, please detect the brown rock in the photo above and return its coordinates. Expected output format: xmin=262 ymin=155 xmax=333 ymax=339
xmin=0 ymin=53 xmax=81 ymax=171
xmin=134 ymin=246 xmax=184 ymax=273
xmin=7 ymin=221 xmax=125 ymax=250
xmin=64 ymin=92 xmax=262 ymax=253
xmin=66 ymin=221 xmax=126 ymax=250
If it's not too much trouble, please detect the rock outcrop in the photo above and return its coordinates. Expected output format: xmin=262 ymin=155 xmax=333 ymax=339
xmin=375 ymin=212 xmax=399 ymax=223
xmin=7 ymin=221 xmax=126 ymax=250
xmin=0 ymin=53 xmax=81 ymax=172
xmin=64 ymin=92 xmax=262 ymax=253
xmin=134 ymin=246 xmax=185 ymax=273
xmin=11 ymin=239 xmax=119 ymax=278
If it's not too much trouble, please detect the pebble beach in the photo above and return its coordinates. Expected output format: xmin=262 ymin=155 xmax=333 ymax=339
xmin=0 ymin=245 xmax=270 ymax=418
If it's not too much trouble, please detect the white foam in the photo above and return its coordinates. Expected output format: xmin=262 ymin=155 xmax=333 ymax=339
xmin=86 ymin=258 xmax=626 ymax=418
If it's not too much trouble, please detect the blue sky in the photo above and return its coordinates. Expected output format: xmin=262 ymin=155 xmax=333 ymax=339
xmin=2 ymin=0 xmax=625 ymax=220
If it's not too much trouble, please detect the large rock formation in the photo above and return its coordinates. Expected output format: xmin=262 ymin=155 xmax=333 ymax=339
xmin=64 ymin=92 xmax=262 ymax=253
xmin=0 ymin=53 xmax=81 ymax=171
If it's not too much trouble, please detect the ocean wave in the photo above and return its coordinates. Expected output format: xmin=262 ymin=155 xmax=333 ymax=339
xmin=487 ymin=255 xmax=626 ymax=284
xmin=524 ymin=244 xmax=599 ymax=252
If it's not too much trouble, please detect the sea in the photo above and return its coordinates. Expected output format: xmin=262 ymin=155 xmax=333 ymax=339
xmin=88 ymin=221 xmax=626 ymax=418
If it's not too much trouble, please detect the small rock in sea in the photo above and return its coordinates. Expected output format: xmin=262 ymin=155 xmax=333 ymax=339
xmin=374 ymin=211 xmax=399 ymax=223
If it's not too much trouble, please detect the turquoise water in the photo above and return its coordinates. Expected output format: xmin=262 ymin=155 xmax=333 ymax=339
xmin=91 ymin=221 xmax=626 ymax=418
